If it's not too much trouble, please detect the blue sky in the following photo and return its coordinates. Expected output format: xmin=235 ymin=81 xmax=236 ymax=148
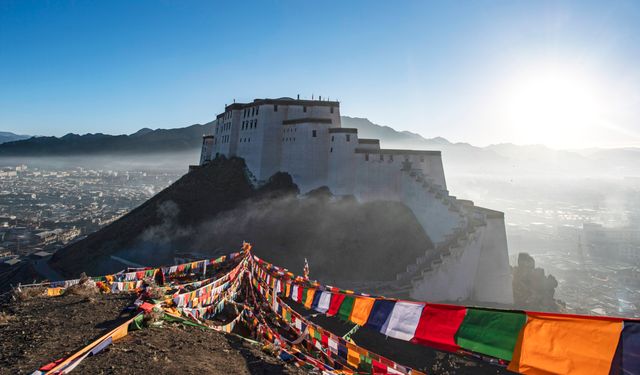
xmin=1 ymin=0 xmax=638 ymax=148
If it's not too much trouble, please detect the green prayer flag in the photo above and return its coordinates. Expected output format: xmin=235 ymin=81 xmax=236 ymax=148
xmin=128 ymin=314 xmax=145 ymax=331
xmin=359 ymin=355 xmax=372 ymax=372
xmin=338 ymin=295 xmax=355 ymax=322
xmin=454 ymin=308 xmax=526 ymax=360
xmin=301 ymin=288 xmax=309 ymax=304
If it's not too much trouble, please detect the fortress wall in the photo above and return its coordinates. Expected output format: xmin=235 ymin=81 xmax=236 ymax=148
xmin=327 ymin=130 xmax=358 ymax=195
xmin=235 ymin=111 xmax=264 ymax=180
xmin=200 ymin=136 xmax=214 ymax=164
xmin=471 ymin=211 xmax=514 ymax=304
xmin=399 ymin=172 xmax=463 ymax=244
xmin=257 ymin=104 xmax=286 ymax=181
xmin=419 ymin=153 xmax=447 ymax=190
xmin=283 ymin=103 xmax=341 ymax=124
xmin=281 ymin=122 xmax=330 ymax=192
xmin=410 ymin=227 xmax=485 ymax=302
xmin=352 ymin=153 xmax=403 ymax=201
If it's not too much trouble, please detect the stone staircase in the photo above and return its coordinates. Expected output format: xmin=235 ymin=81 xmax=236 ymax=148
xmin=386 ymin=168 xmax=489 ymax=297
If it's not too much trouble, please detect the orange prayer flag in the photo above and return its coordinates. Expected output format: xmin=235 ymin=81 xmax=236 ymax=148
xmin=347 ymin=347 xmax=360 ymax=368
xmin=349 ymin=297 xmax=375 ymax=326
xmin=508 ymin=313 xmax=623 ymax=375
xmin=304 ymin=289 xmax=316 ymax=309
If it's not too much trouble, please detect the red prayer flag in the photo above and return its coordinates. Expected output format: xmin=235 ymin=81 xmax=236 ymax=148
xmin=412 ymin=303 xmax=467 ymax=352
xmin=327 ymin=293 xmax=346 ymax=316
xmin=372 ymin=359 xmax=388 ymax=374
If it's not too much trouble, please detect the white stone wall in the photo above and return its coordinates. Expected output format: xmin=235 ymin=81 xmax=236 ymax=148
xmin=471 ymin=213 xmax=514 ymax=304
xmin=327 ymin=130 xmax=358 ymax=195
xmin=280 ymin=122 xmax=331 ymax=192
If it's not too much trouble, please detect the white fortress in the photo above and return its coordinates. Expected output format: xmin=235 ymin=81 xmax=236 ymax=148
xmin=199 ymin=97 xmax=513 ymax=304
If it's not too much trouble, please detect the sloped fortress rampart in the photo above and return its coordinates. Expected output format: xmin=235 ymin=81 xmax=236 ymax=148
xmin=199 ymin=97 xmax=513 ymax=304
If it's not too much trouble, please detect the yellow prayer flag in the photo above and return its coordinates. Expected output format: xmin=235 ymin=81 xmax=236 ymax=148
xmin=46 ymin=287 xmax=64 ymax=297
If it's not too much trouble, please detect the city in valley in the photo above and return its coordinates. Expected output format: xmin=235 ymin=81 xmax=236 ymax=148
xmin=0 ymin=162 xmax=180 ymax=279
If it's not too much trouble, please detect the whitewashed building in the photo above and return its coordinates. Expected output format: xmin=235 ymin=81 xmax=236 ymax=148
xmin=199 ymin=97 xmax=513 ymax=304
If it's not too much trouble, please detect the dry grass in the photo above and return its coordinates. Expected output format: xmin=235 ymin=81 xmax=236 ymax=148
xmin=0 ymin=311 xmax=15 ymax=325
xmin=13 ymin=286 xmax=46 ymax=301
xmin=65 ymin=272 xmax=99 ymax=296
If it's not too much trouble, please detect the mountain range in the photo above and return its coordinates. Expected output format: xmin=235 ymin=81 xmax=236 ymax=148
xmin=1 ymin=118 xmax=638 ymax=176
xmin=0 ymin=131 xmax=30 ymax=144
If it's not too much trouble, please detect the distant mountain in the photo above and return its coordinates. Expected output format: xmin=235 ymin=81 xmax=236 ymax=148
xmin=0 ymin=131 xmax=30 ymax=144
xmin=1 ymin=116 xmax=637 ymax=176
xmin=0 ymin=124 xmax=209 ymax=156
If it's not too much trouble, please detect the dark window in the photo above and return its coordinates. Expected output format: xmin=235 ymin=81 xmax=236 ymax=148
xmin=303 ymin=106 xmax=307 ymax=112
xmin=346 ymin=134 xmax=351 ymax=142
xmin=331 ymin=136 xmax=334 ymax=142
xmin=312 ymin=130 xmax=317 ymax=137
xmin=274 ymin=105 xmax=278 ymax=112
xmin=330 ymin=107 xmax=334 ymax=114
xmin=330 ymin=147 xmax=333 ymax=152
xmin=389 ymin=155 xmax=394 ymax=161
xmin=420 ymin=156 xmax=424 ymax=162
xmin=365 ymin=154 xmax=369 ymax=161
xmin=256 ymin=106 xmax=259 ymax=115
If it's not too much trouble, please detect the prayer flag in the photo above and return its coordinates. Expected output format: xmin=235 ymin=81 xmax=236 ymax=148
xmin=381 ymin=301 xmax=425 ymax=342
xmin=411 ymin=303 xmax=466 ymax=352
xmin=304 ymin=289 xmax=316 ymax=309
xmin=455 ymin=308 xmax=526 ymax=360
xmin=338 ymin=295 xmax=356 ymax=322
xmin=609 ymin=321 xmax=640 ymax=375
xmin=507 ymin=313 xmax=623 ymax=375
xmin=350 ymin=297 xmax=375 ymax=326
xmin=366 ymin=299 xmax=396 ymax=332
xmin=327 ymin=293 xmax=346 ymax=317
xmin=316 ymin=292 xmax=332 ymax=314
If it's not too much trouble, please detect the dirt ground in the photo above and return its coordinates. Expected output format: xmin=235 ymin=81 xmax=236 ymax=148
xmin=77 ymin=324 xmax=307 ymax=375
xmin=0 ymin=293 xmax=307 ymax=375
xmin=0 ymin=293 xmax=136 ymax=374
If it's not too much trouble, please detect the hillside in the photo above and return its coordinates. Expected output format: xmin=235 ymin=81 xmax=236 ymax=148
xmin=48 ymin=157 xmax=433 ymax=285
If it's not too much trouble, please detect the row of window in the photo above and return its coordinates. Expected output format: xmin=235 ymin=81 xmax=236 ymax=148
xmin=218 ymin=122 xmax=231 ymax=133
xmin=330 ymin=134 xmax=350 ymax=142
xmin=283 ymin=137 xmax=296 ymax=142
xmin=362 ymin=154 xmax=426 ymax=162
xmin=242 ymin=119 xmax=257 ymax=130
xmin=243 ymin=107 xmax=259 ymax=118
xmin=240 ymin=137 xmax=251 ymax=143
xmin=219 ymin=135 xmax=230 ymax=143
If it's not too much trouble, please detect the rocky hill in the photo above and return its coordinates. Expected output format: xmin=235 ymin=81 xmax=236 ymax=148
xmin=48 ymin=157 xmax=433 ymax=286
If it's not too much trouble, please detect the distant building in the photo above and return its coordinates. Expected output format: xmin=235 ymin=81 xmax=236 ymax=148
xmin=199 ymin=97 xmax=513 ymax=304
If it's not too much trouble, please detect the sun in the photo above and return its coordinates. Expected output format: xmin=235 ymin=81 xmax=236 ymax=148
xmin=501 ymin=64 xmax=605 ymax=148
